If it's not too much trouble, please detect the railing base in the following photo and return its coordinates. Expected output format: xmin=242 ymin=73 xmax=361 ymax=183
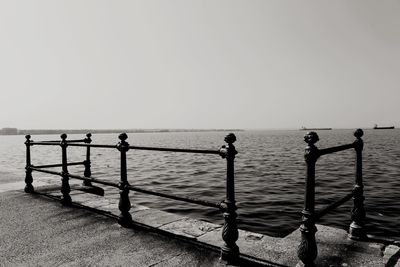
xmin=83 ymin=180 xmax=93 ymax=187
xmin=298 ymin=227 xmax=318 ymax=267
xmin=349 ymin=222 xmax=367 ymax=240
xmin=24 ymin=184 xmax=34 ymax=193
xmin=220 ymin=245 xmax=240 ymax=265
xmin=60 ymin=196 xmax=72 ymax=206
xmin=118 ymin=212 xmax=133 ymax=228
xmin=296 ymin=261 xmax=316 ymax=267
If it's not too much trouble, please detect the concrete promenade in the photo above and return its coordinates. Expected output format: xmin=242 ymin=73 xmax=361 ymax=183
xmin=0 ymin=190 xmax=226 ymax=266
xmin=1 ymin=178 xmax=399 ymax=266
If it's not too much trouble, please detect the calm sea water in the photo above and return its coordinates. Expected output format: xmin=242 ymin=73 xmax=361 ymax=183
xmin=0 ymin=129 xmax=399 ymax=238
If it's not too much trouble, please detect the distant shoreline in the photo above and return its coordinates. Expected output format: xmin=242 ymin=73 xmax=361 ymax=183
xmin=0 ymin=128 xmax=244 ymax=136
xmin=300 ymin=127 xmax=332 ymax=131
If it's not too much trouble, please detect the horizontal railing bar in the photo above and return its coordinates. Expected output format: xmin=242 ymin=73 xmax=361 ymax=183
xmin=29 ymin=167 xmax=119 ymax=188
xmin=29 ymin=142 xmax=220 ymax=155
xmin=29 ymin=167 xmax=62 ymax=176
xmin=30 ymin=139 xmax=85 ymax=144
xmin=30 ymin=166 xmax=219 ymax=207
xmin=30 ymin=142 xmax=60 ymax=146
xmin=33 ymin=161 xmax=85 ymax=168
xmin=31 ymin=142 xmax=116 ymax=149
xmin=33 ymin=163 xmax=63 ymax=168
xmin=128 ymin=145 xmax=221 ymax=155
xmin=127 ymin=184 xmax=222 ymax=209
xmin=66 ymin=144 xmax=117 ymax=149
xmin=66 ymin=161 xmax=86 ymax=166
xmin=315 ymin=192 xmax=354 ymax=221
xmin=68 ymin=173 xmax=119 ymax=188
xmin=65 ymin=139 xmax=86 ymax=143
xmin=319 ymin=143 xmax=354 ymax=156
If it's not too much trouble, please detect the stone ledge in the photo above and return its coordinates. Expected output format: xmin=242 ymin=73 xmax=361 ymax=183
xmin=159 ymin=217 xmax=221 ymax=239
xmin=133 ymin=208 xmax=185 ymax=228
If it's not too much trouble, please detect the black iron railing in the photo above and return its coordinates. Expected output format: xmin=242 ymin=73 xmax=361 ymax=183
xmin=25 ymin=129 xmax=368 ymax=266
xmin=297 ymin=129 xmax=366 ymax=267
xmin=24 ymin=132 xmax=240 ymax=263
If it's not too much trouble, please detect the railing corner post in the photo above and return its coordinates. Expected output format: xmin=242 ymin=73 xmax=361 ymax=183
xmin=83 ymin=133 xmax=92 ymax=186
xmin=220 ymin=133 xmax=240 ymax=264
xmin=24 ymin=134 xmax=34 ymax=193
xmin=298 ymin=132 xmax=319 ymax=267
xmin=117 ymin=133 xmax=132 ymax=227
xmin=60 ymin=133 xmax=72 ymax=206
xmin=349 ymin=128 xmax=367 ymax=240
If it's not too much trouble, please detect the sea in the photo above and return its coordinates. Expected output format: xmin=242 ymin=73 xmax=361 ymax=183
xmin=0 ymin=129 xmax=399 ymax=239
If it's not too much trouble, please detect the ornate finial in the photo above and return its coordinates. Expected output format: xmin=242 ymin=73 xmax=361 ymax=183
xmin=84 ymin=132 xmax=92 ymax=144
xmin=117 ymin=133 xmax=129 ymax=152
xmin=25 ymin=134 xmax=32 ymax=145
xmin=60 ymin=133 xmax=67 ymax=140
xmin=304 ymin=132 xmax=319 ymax=145
xmin=354 ymin=129 xmax=364 ymax=139
xmin=119 ymin=133 xmax=128 ymax=142
xmin=224 ymin=133 xmax=237 ymax=144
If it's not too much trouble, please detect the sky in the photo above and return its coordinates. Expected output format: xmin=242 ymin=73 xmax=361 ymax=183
xmin=0 ymin=0 xmax=399 ymax=130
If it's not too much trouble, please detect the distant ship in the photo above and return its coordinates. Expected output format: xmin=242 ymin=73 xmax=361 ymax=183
xmin=373 ymin=124 xmax=395 ymax=130
xmin=300 ymin=126 xmax=332 ymax=131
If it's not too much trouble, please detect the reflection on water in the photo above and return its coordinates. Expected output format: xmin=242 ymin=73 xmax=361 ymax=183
xmin=1 ymin=129 xmax=399 ymax=238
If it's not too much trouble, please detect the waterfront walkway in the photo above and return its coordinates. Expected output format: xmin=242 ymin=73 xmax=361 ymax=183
xmin=1 ymin=179 xmax=399 ymax=266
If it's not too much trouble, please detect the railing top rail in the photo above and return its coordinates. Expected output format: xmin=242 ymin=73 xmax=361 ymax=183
xmin=28 ymin=133 xmax=92 ymax=145
xmin=128 ymin=145 xmax=222 ymax=155
xmin=27 ymin=133 xmax=225 ymax=156
xmin=29 ymin=141 xmax=223 ymax=155
xmin=33 ymin=139 xmax=86 ymax=143
xmin=304 ymin=128 xmax=364 ymax=157
xmin=29 ymin=142 xmax=115 ymax=148
xmin=30 ymin=141 xmax=60 ymax=146
xmin=319 ymin=143 xmax=355 ymax=156
xmin=67 ymin=143 xmax=118 ymax=149
xmin=64 ymin=139 xmax=87 ymax=143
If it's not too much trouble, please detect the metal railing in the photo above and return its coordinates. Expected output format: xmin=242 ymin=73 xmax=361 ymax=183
xmin=24 ymin=129 xmax=368 ymax=265
xmin=24 ymin=132 xmax=240 ymax=263
xmin=297 ymin=129 xmax=366 ymax=267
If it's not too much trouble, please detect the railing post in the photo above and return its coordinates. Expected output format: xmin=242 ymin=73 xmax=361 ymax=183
xmin=220 ymin=133 xmax=239 ymax=264
xmin=349 ymin=128 xmax=367 ymax=240
xmin=24 ymin=135 xmax=34 ymax=193
xmin=60 ymin=133 xmax=72 ymax=206
xmin=83 ymin=133 xmax=92 ymax=186
xmin=117 ymin=133 xmax=132 ymax=227
xmin=298 ymin=132 xmax=319 ymax=267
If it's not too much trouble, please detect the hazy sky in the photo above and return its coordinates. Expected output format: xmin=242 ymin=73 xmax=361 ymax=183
xmin=1 ymin=1 xmax=399 ymax=129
